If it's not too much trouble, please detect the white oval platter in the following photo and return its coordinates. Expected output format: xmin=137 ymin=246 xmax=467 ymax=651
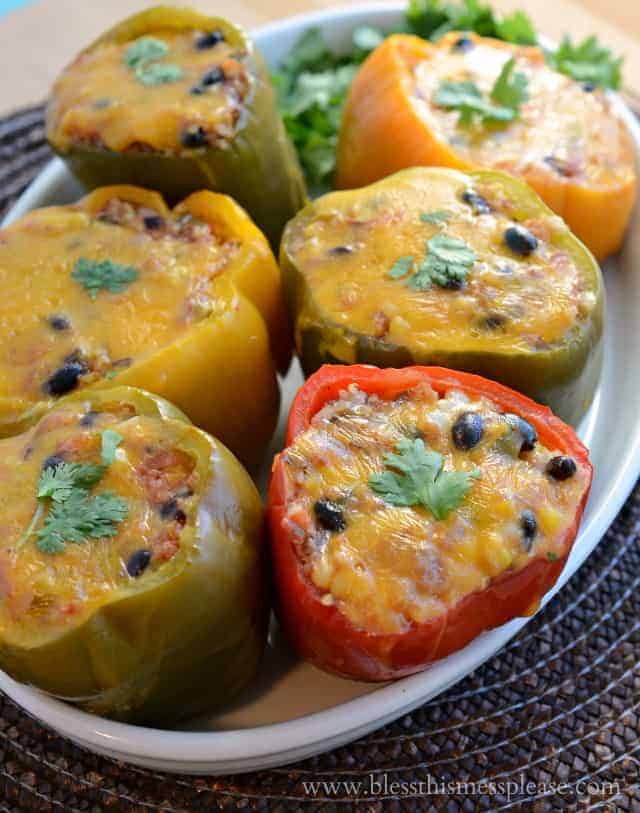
xmin=0 ymin=2 xmax=639 ymax=777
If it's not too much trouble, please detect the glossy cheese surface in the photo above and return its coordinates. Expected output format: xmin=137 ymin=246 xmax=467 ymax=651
xmin=0 ymin=397 xmax=204 ymax=645
xmin=281 ymin=382 xmax=589 ymax=635
xmin=48 ymin=28 xmax=249 ymax=153
xmin=0 ymin=193 xmax=237 ymax=408
xmin=411 ymin=35 xmax=632 ymax=189
xmin=285 ymin=168 xmax=597 ymax=353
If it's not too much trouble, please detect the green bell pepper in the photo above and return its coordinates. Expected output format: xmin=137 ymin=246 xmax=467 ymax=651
xmin=0 ymin=386 xmax=267 ymax=724
xmin=46 ymin=6 xmax=307 ymax=248
xmin=280 ymin=167 xmax=604 ymax=425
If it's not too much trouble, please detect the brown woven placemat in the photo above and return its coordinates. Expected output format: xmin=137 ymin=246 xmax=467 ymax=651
xmin=1 ymin=104 xmax=639 ymax=813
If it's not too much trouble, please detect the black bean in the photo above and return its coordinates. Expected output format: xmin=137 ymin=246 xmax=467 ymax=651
xmin=180 ymin=126 xmax=209 ymax=149
xmin=452 ymin=36 xmax=474 ymax=52
xmin=521 ymin=509 xmax=537 ymax=550
xmin=79 ymin=411 xmax=98 ymax=427
xmin=42 ymin=454 xmax=65 ymax=473
xmin=190 ymin=85 xmax=205 ymax=95
xmin=544 ymin=155 xmax=570 ymax=177
xmin=461 ymin=190 xmax=492 ymax=214
xmin=143 ymin=214 xmax=165 ymax=231
xmin=195 ymin=30 xmax=224 ymax=49
xmin=484 ymin=313 xmax=507 ymax=330
xmin=504 ymin=225 xmax=538 ymax=256
xmin=546 ymin=455 xmax=577 ymax=481
xmin=202 ymin=67 xmax=224 ymax=86
xmin=503 ymin=413 xmax=537 ymax=452
xmin=44 ymin=361 xmax=85 ymax=396
xmin=452 ymin=412 xmax=484 ymax=450
xmin=314 ymin=500 xmax=346 ymax=532
xmin=126 ymin=549 xmax=152 ymax=578
xmin=443 ymin=278 xmax=465 ymax=290
xmin=159 ymin=498 xmax=187 ymax=525
xmin=582 ymin=81 xmax=596 ymax=92
xmin=48 ymin=314 xmax=71 ymax=332
xmin=328 ymin=245 xmax=354 ymax=256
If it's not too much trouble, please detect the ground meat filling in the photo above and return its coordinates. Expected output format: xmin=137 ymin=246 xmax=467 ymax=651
xmin=0 ymin=402 xmax=199 ymax=636
xmin=0 ymin=197 xmax=240 ymax=407
xmin=281 ymin=383 xmax=588 ymax=635
xmin=47 ymin=28 xmax=251 ymax=154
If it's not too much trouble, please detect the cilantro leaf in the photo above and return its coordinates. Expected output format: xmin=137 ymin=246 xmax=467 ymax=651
xmin=434 ymin=79 xmax=515 ymax=126
xmin=369 ymin=438 xmax=480 ymax=520
xmin=36 ymin=491 xmax=128 ymax=555
xmin=547 ymin=35 xmax=622 ymax=89
xmin=409 ymin=234 xmax=476 ymax=290
xmin=136 ymin=63 xmax=183 ymax=86
xmin=407 ymin=0 xmax=499 ymax=40
xmin=101 ymin=430 xmax=123 ymax=465
xmin=388 ymin=255 xmax=414 ymax=279
xmin=420 ymin=210 xmax=450 ymax=224
xmin=435 ymin=59 xmax=527 ymax=127
xmin=495 ymin=10 xmax=537 ymax=45
xmin=490 ymin=57 xmax=529 ymax=110
xmin=37 ymin=462 xmax=105 ymax=503
xmin=123 ymin=36 xmax=168 ymax=69
xmin=72 ymin=258 xmax=140 ymax=299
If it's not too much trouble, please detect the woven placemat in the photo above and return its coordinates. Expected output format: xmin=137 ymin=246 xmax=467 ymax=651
xmin=0 ymin=104 xmax=639 ymax=813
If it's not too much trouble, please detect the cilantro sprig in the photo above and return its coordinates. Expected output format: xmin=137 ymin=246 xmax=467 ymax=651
xmin=435 ymin=57 xmax=528 ymax=126
xmin=72 ymin=258 xmax=140 ymax=299
xmin=547 ymin=35 xmax=622 ymax=90
xmin=18 ymin=432 xmax=127 ymax=554
xmin=369 ymin=438 xmax=480 ymax=520
xmin=275 ymin=0 xmax=623 ymax=187
xmin=123 ymin=35 xmax=183 ymax=86
xmin=388 ymin=233 xmax=476 ymax=290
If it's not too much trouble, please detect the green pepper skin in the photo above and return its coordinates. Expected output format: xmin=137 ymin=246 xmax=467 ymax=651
xmin=0 ymin=386 xmax=267 ymax=725
xmin=280 ymin=169 xmax=604 ymax=427
xmin=46 ymin=7 xmax=307 ymax=249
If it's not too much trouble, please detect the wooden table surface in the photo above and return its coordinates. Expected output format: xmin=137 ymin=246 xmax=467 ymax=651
xmin=0 ymin=0 xmax=638 ymax=115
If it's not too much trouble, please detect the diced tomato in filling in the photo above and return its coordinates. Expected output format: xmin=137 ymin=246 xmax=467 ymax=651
xmin=282 ymin=383 xmax=589 ymax=635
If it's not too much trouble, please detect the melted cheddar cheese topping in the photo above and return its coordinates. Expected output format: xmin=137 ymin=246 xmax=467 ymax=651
xmin=411 ymin=37 xmax=632 ymax=188
xmin=281 ymin=383 xmax=588 ymax=635
xmin=0 ymin=399 xmax=199 ymax=643
xmin=0 ymin=196 xmax=237 ymax=408
xmin=47 ymin=29 xmax=249 ymax=153
xmin=286 ymin=170 xmax=596 ymax=353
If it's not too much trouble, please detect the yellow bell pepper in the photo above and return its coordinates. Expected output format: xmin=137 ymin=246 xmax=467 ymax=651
xmin=0 ymin=185 xmax=290 ymax=469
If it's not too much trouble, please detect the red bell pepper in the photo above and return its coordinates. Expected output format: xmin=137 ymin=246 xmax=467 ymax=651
xmin=268 ymin=365 xmax=592 ymax=681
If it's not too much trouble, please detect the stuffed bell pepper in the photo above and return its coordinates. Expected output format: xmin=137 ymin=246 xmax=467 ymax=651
xmin=0 ymin=184 xmax=288 ymax=469
xmin=281 ymin=166 xmax=604 ymax=426
xmin=336 ymin=32 xmax=636 ymax=260
xmin=46 ymin=6 xmax=307 ymax=248
xmin=0 ymin=386 xmax=266 ymax=723
xmin=268 ymin=365 xmax=592 ymax=681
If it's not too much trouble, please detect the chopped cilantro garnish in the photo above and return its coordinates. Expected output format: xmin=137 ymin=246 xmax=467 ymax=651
xmin=490 ymin=58 xmax=529 ymax=110
xmin=547 ymin=551 xmax=559 ymax=561
xmin=38 ymin=462 xmax=105 ymax=503
xmin=101 ymin=430 xmax=123 ymax=465
xmin=19 ymin=450 xmax=127 ymax=554
xmin=124 ymin=36 xmax=168 ymax=69
xmin=136 ymin=63 xmax=184 ymax=86
xmin=435 ymin=58 xmax=528 ymax=126
xmin=369 ymin=438 xmax=480 ymax=520
xmin=72 ymin=258 xmax=139 ymax=299
xmin=547 ymin=35 xmax=622 ymax=90
xmin=37 ymin=491 xmax=128 ymax=555
xmin=388 ymin=255 xmax=414 ymax=279
xmin=410 ymin=234 xmax=476 ymax=289
xmin=420 ymin=209 xmax=450 ymax=224
xmin=494 ymin=10 xmax=537 ymax=45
